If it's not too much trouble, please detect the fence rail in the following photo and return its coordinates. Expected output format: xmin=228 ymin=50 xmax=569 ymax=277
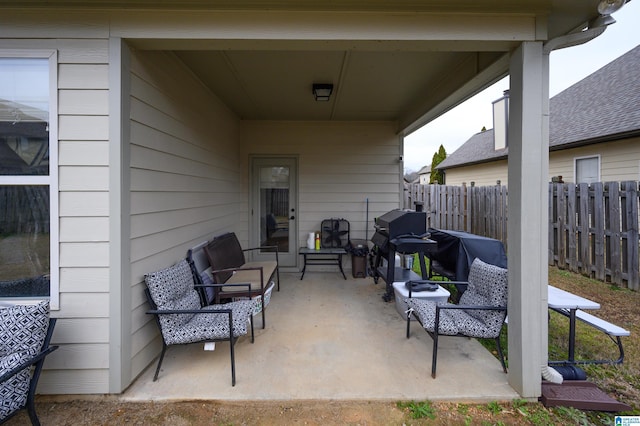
xmin=404 ymin=181 xmax=640 ymax=290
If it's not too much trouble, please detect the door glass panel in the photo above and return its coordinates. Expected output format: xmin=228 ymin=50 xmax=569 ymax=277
xmin=260 ymin=166 xmax=289 ymax=252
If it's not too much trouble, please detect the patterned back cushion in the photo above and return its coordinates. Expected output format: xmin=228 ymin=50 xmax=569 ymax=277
xmin=0 ymin=301 xmax=50 ymax=357
xmin=145 ymin=259 xmax=201 ymax=329
xmin=459 ymin=258 xmax=508 ymax=332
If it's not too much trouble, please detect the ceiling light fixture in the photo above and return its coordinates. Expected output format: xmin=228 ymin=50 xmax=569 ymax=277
xmin=312 ymin=84 xmax=333 ymax=102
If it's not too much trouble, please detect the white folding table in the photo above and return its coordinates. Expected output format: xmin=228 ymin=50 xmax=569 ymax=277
xmin=547 ymin=285 xmax=600 ymax=364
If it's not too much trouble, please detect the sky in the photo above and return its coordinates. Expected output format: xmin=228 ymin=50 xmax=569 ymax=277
xmin=403 ymin=1 xmax=640 ymax=173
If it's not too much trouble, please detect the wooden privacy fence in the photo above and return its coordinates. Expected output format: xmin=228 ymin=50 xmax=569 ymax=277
xmin=404 ymin=181 xmax=640 ymax=290
xmin=550 ymin=181 xmax=639 ymax=290
xmin=403 ymin=183 xmax=508 ymax=242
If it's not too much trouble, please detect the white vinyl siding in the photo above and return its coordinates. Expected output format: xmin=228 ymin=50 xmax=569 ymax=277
xmin=0 ymin=38 xmax=113 ymax=395
xmin=240 ymin=121 xmax=402 ymax=251
xmin=128 ymin=50 xmax=242 ymax=381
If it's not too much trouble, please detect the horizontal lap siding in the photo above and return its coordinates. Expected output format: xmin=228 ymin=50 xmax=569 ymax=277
xmin=0 ymin=34 xmax=112 ymax=393
xmin=443 ymin=160 xmax=508 ymax=187
xmin=549 ymin=138 xmax=640 ymax=182
xmin=129 ymin=50 xmax=242 ymax=380
xmin=445 ymin=138 xmax=640 ymax=188
xmin=240 ymin=121 xmax=401 ymax=248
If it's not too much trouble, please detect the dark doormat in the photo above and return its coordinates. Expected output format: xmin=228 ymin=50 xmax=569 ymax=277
xmin=540 ymin=380 xmax=632 ymax=412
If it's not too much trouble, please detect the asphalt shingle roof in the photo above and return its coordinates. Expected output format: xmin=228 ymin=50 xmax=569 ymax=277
xmin=438 ymin=44 xmax=640 ymax=170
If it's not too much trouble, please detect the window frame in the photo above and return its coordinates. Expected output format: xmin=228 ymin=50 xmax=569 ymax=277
xmin=0 ymin=50 xmax=59 ymax=309
xmin=574 ymin=154 xmax=601 ymax=185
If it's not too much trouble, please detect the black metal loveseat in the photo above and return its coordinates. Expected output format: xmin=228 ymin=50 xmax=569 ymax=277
xmin=188 ymin=232 xmax=279 ymax=329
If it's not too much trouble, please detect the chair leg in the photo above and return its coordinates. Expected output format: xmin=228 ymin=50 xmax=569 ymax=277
xmin=495 ymin=336 xmax=508 ymax=373
xmin=406 ymin=311 xmax=412 ymax=338
xmin=230 ymin=336 xmax=236 ymax=387
xmin=26 ymin=395 xmax=41 ymax=426
xmin=260 ymin=293 xmax=266 ymax=329
xmin=227 ymin=312 xmax=237 ymax=386
xmin=249 ymin=314 xmax=255 ymax=343
xmin=153 ymin=345 xmax=168 ymax=381
xmin=432 ymin=307 xmax=441 ymax=378
xmin=431 ymin=332 xmax=439 ymax=379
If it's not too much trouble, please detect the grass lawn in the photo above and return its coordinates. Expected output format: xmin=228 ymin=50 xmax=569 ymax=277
xmin=409 ymin=255 xmax=639 ymax=424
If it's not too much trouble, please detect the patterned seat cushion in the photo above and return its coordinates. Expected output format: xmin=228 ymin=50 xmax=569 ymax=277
xmin=407 ymin=258 xmax=508 ymax=338
xmin=0 ymin=352 xmax=30 ymax=420
xmin=145 ymin=260 xmax=252 ymax=346
xmin=0 ymin=301 xmax=50 ymax=421
xmin=145 ymin=259 xmax=201 ymax=331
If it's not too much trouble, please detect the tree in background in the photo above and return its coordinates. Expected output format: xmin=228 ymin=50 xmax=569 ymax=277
xmin=429 ymin=145 xmax=446 ymax=184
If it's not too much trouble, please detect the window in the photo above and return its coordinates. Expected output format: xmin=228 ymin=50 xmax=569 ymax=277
xmin=0 ymin=52 xmax=58 ymax=308
xmin=575 ymin=155 xmax=600 ymax=184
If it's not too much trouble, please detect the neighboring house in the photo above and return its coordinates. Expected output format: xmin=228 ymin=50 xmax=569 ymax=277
xmin=417 ymin=165 xmax=431 ymax=185
xmin=438 ymin=44 xmax=640 ymax=186
xmin=0 ymin=0 xmax=623 ymax=400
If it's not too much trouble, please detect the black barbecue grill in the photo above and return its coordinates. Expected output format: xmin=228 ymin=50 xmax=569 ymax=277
xmin=371 ymin=209 xmax=437 ymax=301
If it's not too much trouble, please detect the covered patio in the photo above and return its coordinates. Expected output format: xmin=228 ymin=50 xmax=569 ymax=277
xmin=123 ymin=272 xmax=518 ymax=402
xmin=1 ymin=0 xmax=627 ymax=400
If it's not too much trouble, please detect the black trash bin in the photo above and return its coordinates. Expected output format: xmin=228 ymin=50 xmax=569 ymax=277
xmin=347 ymin=240 xmax=369 ymax=278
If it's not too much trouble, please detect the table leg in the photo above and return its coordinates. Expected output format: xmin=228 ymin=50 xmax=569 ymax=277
xmin=300 ymin=254 xmax=307 ymax=280
xmin=568 ymin=308 xmax=576 ymax=363
xmin=383 ymin=248 xmax=396 ymax=302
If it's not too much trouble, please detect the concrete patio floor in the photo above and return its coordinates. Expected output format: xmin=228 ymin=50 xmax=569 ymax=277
xmin=123 ymin=271 xmax=519 ymax=403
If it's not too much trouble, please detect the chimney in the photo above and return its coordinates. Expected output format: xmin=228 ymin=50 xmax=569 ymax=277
xmin=492 ymin=90 xmax=509 ymax=150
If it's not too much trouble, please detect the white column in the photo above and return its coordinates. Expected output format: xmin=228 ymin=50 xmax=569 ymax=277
xmin=507 ymin=41 xmax=550 ymax=397
xmin=109 ymin=38 xmax=133 ymax=393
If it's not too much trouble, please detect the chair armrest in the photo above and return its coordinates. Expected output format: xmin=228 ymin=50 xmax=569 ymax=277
xmin=211 ymin=266 xmax=264 ymax=274
xmin=211 ymin=266 xmax=266 ymax=288
xmin=194 ymin=283 xmax=252 ymax=292
xmin=243 ymin=245 xmax=279 ymax=253
xmin=408 ymin=281 xmax=468 ymax=297
xmin=436 ymin=304 xmax=506 ymax=312
xmin=147 ymin=308 xmax=232 ymax=316
xmin=0 ymin=345 xmax=59 ymax=383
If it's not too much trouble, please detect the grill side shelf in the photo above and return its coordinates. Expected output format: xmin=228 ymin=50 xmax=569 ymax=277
xmin=375 ymin=266 xmax=421 ymax=285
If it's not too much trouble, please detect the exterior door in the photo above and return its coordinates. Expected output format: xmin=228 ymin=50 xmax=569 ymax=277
xmin=250 ymin=157 xmax=298 ymax=267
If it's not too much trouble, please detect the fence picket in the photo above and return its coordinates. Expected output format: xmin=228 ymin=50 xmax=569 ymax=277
xmin=578 ymin=183 xmax=590 ymax=275
xmin=404 ymin=181 xmax=639 ymax=290
xmin=593 ymin=183 xmax=605 ymax=281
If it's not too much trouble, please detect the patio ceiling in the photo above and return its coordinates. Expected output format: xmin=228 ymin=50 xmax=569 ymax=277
xmin=173 ymin=49 xmax=508 ymax=125
xmin=2 ymin=0 xmax=603 ymax=133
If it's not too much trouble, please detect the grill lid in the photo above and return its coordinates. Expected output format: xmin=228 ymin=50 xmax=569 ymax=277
xmin=375 ymin=209 xmax=427 ymax=238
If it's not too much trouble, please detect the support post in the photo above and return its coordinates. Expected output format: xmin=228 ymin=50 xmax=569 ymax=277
xmin=507 ymin=41 xmax=550 ymax=398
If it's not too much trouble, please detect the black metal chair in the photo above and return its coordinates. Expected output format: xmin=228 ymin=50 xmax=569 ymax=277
xmin=0 ymin=301 xmax=58 ymax=426
xmin=144 ymin=259 xmax=255 ymax=386
xmin=406 ymin=258 xmax=508 ymax=378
